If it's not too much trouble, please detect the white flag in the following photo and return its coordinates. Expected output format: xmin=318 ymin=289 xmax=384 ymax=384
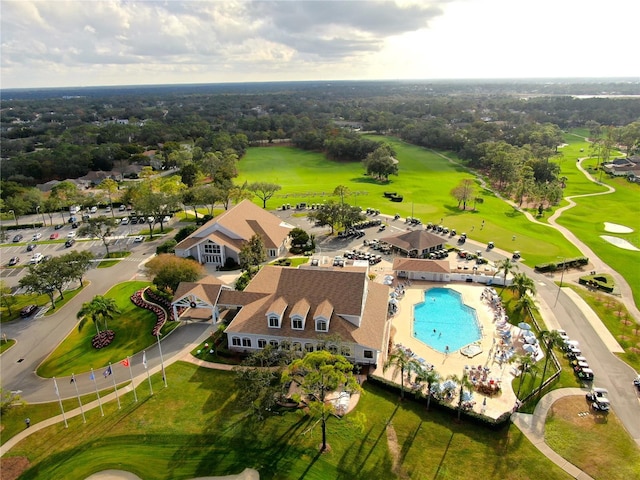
xmin=53 ymin=377 xmax=60 ymax=396
xmin=142 ymin=351 xmax=147 ymax=369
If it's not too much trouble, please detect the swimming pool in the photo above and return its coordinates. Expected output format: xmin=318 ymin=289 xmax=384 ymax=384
xmin=413 ymin=287 xmax=481 ymax=353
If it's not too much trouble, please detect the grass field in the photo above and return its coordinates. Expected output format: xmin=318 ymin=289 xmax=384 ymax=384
xmin=36 ymin=281 xmax=166 ymax=377
xmin=545 ymin=396 xmax=640 ymax=480
xmin=237 ymin=140 xmax=582 ymax=268
xmin=5 ymin=363 xmax=573 ymax=480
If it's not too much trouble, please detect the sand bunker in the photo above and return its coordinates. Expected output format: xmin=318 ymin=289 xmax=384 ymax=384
xmin=604 ymin=222 xmax=634 ymax=234
xmin=600 ymin=235 xmax=640 ymax=251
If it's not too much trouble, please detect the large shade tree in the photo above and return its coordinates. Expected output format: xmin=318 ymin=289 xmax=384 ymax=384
xmin=247 ymin=182 xmax=281 ymax=208
xmin=282 ymin=350 xmax=360 ymax=452
xmin=144 ymin=254 xmax=205 ymax=293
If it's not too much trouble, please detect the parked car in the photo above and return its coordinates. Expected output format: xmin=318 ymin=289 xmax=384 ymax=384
xmin=90 ymin=206 xmax=98 ymax=213
xmin=8 ymin=256 xmax=20 ymax=266
xmin=119 ymin=204 xmax=127 ymax=211
xmin=133 ymin=235 xmax=144 ymax=242
xmin=32 ymin=233 xmax=42 ymax=240
xmin=72 ymin=222 xmax=79 ymax=229
xmin=54 ymin=224 xmax=64 ymax=230
xmin=30 ymin=253 xmax=43 ymax=264
xmin=68 ymin=216 xmax=77 ymax=223
xmin=26 ymin=243 xmax=37 ymax=251
xmin=65 ymin=238 xmax=76 ymax=248
xmin=67 ymin=231 xmax=76 ymax=239
xmin=12 ymin=234 xmax=23 ymax=243
xmin=120 ymin=217 xmax=130 ymax=225
xmin=634 ymin=375 xmax=640 ymax=391
xmin=586 ymin=387 xmax=608 ymax=401
xmin=42 ymin=255 xmax=53 ymax=262
xmin=20 ymin=304 xmax=38 ymax=318
xmin=49 ymin=232 xmax=60 ymax=240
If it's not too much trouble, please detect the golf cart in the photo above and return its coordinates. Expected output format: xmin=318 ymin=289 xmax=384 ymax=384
xmin=634 ymin=375 xmax=640 ymax=391
xmin=512 ymin=251 xmax=521 ymax=260
xmin=577 ymin=367 xmax=594 ymax=381
xmin=586 ymin=387 xmax=609 ymax=402
xmin=591 ymin=397 xmax=610 ymax=412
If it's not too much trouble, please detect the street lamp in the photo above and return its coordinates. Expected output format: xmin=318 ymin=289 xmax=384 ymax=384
xmin=8 ymin=210 xmax=17 ymax=226
xmin=553 ymin=257 xmax=566 ymax=307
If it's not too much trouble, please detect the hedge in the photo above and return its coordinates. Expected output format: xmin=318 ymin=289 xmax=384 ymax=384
xmin=367 ymin=374 xmax=511 ymax=430
xmin=534 ymin=257 xmax=589 ymax=273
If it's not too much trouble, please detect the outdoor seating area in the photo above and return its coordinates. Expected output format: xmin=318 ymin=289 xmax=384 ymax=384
xmin=466 ymin=364 xmax=502 ymax=395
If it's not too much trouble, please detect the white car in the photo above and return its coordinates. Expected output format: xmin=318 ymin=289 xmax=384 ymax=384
xmin=90 ymin=206 xmax=98 ymax=214
xmin=32 ymin=233 xmax=42 ymax=240
xmin=67 ymin=231 xmax=76 ymax=239
xmin=30 ymin=253 xmax=43 ymax=264
xmin=120 ymin=217 xmax=130 ymax=225
xmin=162 ymin=216 xmax=171 ymax=223
xmin=133 ymin=236 xmax=144 ymax=243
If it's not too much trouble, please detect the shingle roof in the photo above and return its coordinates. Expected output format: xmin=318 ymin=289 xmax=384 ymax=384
xmin=173 ymin=276 xmax=224 ymax=305
xmin=174 ymin=199 xmax=291 ymax=252
xmin=392 ymin=258 xmax=451 ymax=273
xmin=224 ymin=266 xmax=389 ymax=350
xmin=380 ymin=230 xmax=444 ymax=252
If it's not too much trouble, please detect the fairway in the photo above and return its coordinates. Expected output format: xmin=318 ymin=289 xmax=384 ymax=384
xmin=238 ymin=139 xmax=582 ymax=268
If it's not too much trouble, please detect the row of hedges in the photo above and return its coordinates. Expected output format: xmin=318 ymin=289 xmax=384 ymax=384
xmin=1 ymin=222 xmax=45 ymax=232
xmin=578 ymin=276 xmax=614 ymax=293
xmin=367 ymin=374 xmax=511 ymax=430
xmin=534 ymin=257 xmax=589 ymax=273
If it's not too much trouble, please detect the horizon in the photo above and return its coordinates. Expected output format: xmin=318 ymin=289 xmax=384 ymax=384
xmin=2 ymin=0 xmax=639 ymax=90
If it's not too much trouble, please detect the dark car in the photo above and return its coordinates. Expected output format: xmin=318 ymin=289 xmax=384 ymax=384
xmin=20 ymin=304 xmax=38 ymax=318
xmin=8 ymin=256 xmax=20 ymax=266
xmin=54 ymin=224 xmax=64 ymax=230
xmin=65 ymin=238 xmax=76 ymax=248
xmin=42 ymin=255 xmax=53 ymax=262
xmin=26 ymin=243 xmax=37 ymax=251
xmin=72 ymin=222 xmax=79 ymax=228
xmin=12 ymin=234 xmax=23 ymax=243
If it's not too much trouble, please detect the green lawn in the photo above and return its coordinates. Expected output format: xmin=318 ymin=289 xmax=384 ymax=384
xmin=5 ymin=363 xmax=572 ymax=480
xmin=545 ymin=396 xmax=640 ymax=480
xmin=237 ymin=140 xmax=582 ymax=268
xmin=1 ymin=283 xmax=85 ymax=323
xmin=36 ymin=281 xmax=168 ymax=377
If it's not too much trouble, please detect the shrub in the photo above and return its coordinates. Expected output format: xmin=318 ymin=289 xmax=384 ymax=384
xmin=156 ymin=239 xmax=177 ymax=254
xmin=175 ymin=225 xmax=198 ymax=243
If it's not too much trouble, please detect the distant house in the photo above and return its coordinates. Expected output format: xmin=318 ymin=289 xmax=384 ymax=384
xmin=379 ymin=230 xmax=446 ymax=258
xmin=603 ymin=156 xmax=640 ymax=177
xmin=174 ymin=200 xmax=293 ymax=267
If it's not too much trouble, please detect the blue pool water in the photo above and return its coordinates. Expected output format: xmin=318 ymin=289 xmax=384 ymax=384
xmin=413 ymin=288 xmax=481 ymax=353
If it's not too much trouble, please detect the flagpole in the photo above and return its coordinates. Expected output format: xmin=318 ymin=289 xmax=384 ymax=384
xmin=71 ymin=374 xmax=86 ymax=423
xmin=143 ymin=350 xmax=153 ymax=395
xmin=90 ymin=368 xmax=104 ymax=416
xmin=157 ymin=333 xmax=167 ymax=388
xmin=109 ymin=362 xmax=121 ymax=409
xmin=53 ymin=377 xmax=68 ymax=428
xmin=127 ymin=356 xmax=138 ymax=402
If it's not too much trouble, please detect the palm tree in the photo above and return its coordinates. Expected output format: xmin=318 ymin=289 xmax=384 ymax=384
xmin=447 ymin=372 xmax=474 ymax=421
xmin=509 ymin=353 xmax=534 ymax=399
xmin=514 ymin=294 xmax=537 ymax=314
xmin=415 ymin=366 xmax=440 ymax=411
xmin=537 ymin=330 xmax=563 ymax=400
xmin=77 ymin=295 xmax=121 ymax=334
xmin=495 ymin=258 xmax=518 ymax=293
xmin=509 ymin=272 xmax=537 ymax=299
xmin=384 ymin=347 xmax=420 ymax=400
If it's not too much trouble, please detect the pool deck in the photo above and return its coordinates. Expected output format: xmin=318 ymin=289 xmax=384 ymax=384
xmin=373 ymin=280 xmax=520 ymax=419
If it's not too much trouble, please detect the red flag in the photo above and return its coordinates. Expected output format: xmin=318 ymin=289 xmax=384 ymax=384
xmin=120 ymin=358 xmax=130 ymax=367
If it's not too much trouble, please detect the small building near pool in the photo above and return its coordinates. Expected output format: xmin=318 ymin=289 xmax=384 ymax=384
xmin=380 ymin=230 xmax=446 ymax=258
xmin=393 ymin=258 xmax=451 ymax=282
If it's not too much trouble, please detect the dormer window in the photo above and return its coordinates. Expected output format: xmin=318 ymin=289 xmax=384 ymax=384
xmin=291 ymin=316 xmax=304 ymax=330
xmin=268 ymin=315 xmax=280 ymax=328
xmin=316 ymin=318 xmax=328 ymax=332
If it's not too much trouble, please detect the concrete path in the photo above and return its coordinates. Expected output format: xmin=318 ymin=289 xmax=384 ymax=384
xmin=512 ymin=388 xmax=595 ymax=480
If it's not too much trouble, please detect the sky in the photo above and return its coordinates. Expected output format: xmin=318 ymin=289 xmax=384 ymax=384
xmin=1 ymin=0 xmax=639 ymax=89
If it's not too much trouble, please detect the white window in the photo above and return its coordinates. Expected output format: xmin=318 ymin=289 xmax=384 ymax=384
xmin=269 ymin=340 xmax=279 ymax=348
xmin=292 ymin=317 xmax=303 ymax=330
xmin=364 ymin=350 xmax=373 ymax=359
xmin=242 ymin=338 xmax=251 ymax=347
xmin=341 ymin=346 xmax=352 ymax=357
xmin=328 ymin=344 xmax=338 ymax=354
xmin=268 ymin=248 xmax=277 ymax=257
xmin=204 ymin=243 xmax=221 ymax=254
xmin=304 ymin=343 xmax=314 ymax=352
xmin=316 ymin=342 xmax=325 ymax=351
xmin=268 ymin=315 xmax=280 ymax=328
xmin=231 ymin=337 xmax=241 ymax=346
xmin=316 ymin=319 xmax=327 ymax=332
xmin=258 ymin=339 xmax=267 ymax=349
xmin=292 ymin=342 xmax=302 ymax=351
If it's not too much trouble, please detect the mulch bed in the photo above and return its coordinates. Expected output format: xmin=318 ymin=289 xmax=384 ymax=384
xmin=0 ymin=456 xmax=30 ymax=480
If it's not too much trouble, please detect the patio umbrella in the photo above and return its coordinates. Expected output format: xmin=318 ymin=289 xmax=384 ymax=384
xmin=462 ymin=390 xmax=473 ymax=402
xmin=522 ymin=330 xmax=535 ymax=339
xmin=523 ymin=344 xmax=537 ymax=353
xmin=442 ymin=380 xmax=458 ymax=391
xmin=384 ymin=275 xmax=394 ymax=281
xmin=390 ymin=291 xmax=398 ymax=298
xmin=389 ymin=298 xmax=398 ymax=306
xmin=518 ymin=322 xmax=531 ymax=330
xmin=525 ymin=335 xmax=537 ymax=344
